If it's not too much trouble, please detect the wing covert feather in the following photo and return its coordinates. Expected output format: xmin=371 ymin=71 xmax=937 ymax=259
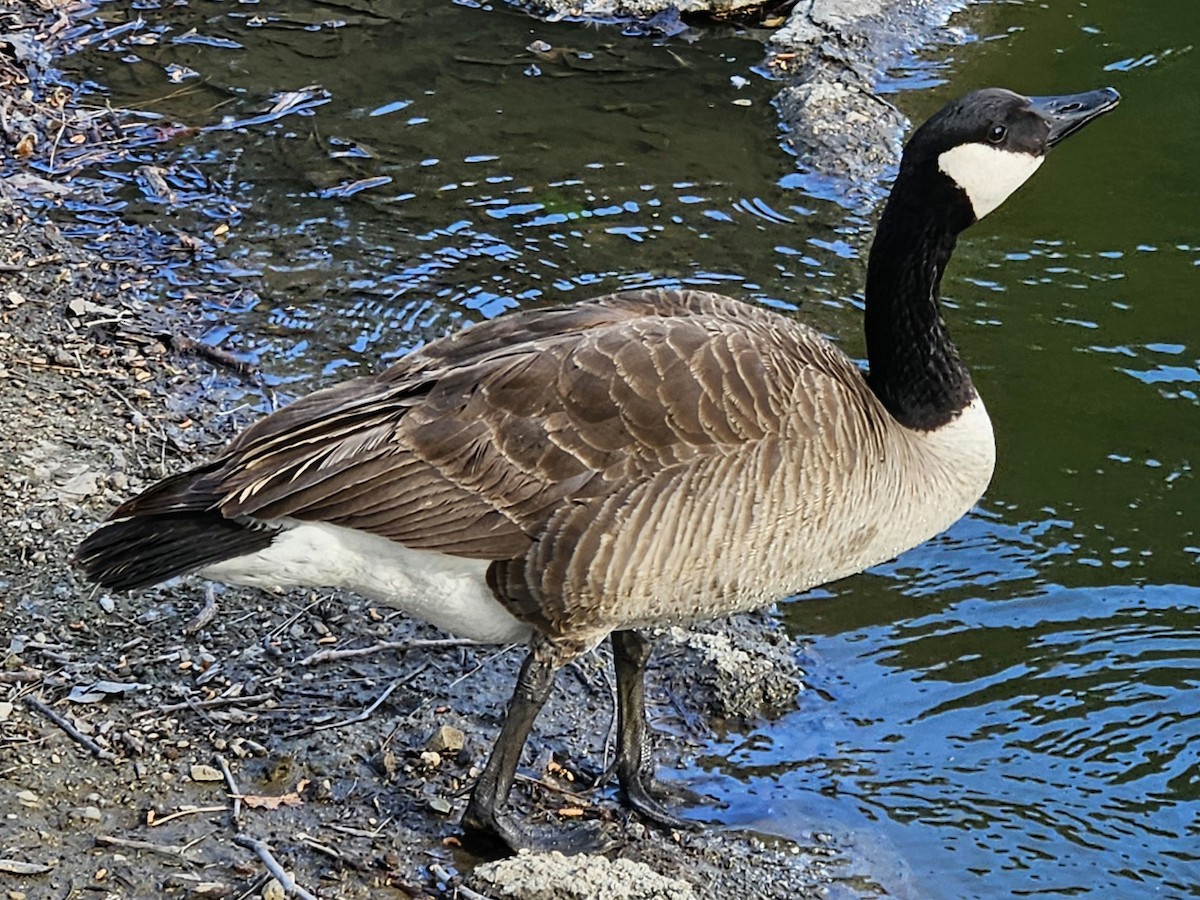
xmin=138 ymin=290 xmax=875 ymax=562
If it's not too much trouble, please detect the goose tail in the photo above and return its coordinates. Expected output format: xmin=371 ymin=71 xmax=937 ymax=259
xmin=74 ymin=511 xmax=276 ymax=592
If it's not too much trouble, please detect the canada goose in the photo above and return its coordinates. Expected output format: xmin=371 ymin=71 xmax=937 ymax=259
xmin=76 ymin=86 xmax=1119 ymax=851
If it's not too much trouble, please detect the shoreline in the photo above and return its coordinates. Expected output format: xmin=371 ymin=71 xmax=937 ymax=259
xmin=0 ymin=1 xmax=979 ymax=895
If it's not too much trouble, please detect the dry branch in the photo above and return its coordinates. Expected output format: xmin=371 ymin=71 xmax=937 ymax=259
xmin=299 ymin=637 xmax=472 ymax=666
xmin=95 ymin=833 xmax=200 ymax=864
xmin=232 ymin=835 xmax=318 ymax=900
xmin=25 ymin=695 xmax=116 ymax=761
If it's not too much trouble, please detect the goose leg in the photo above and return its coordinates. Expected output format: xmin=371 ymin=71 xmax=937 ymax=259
xmin=462 ymin=643 xmax=606 ymax=854
xmin=611 ymin=630 xmax=698 ymax=832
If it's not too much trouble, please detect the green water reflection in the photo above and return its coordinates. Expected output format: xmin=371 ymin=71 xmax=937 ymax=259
xmin=71 ymin=0 xmax=1198 ymax=895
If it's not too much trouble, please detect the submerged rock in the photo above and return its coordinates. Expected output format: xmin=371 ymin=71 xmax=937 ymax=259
xmin=772 ymin=0 xmax=972 ymax=205
xmin=668 ymin=614 xmax=803 ymax=720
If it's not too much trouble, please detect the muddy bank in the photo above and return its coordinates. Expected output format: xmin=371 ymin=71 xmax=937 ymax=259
xmin=0 ymin=8 xmax=861 ymax=900
xmin=0 ymin=0 xmax=1001 ymax=893
xmin=1 ymin=207 xmax=832 ymax=900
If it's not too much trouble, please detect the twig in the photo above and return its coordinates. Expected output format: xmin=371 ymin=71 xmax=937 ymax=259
xmin=214 ymin=754 xmax=242 ymax=826
xmin=514 ymin=772 xmax=593 ymax=803
xmin=430 ymin=863 xmax=493 ymax=900
xmin=133 ymin=692 xmax=275 ymax=717
xmin=171 ymin=334 xmax=257 ymax=379
xmin=0 ymin=669 xmax=45 ymax=684
xmin=183 ymin=584 xmax=219 ymax=635
xmin=25 ymin=696 xmax=116 ymax=761
xmin=0 ymin=253 xmax=63 ymax=272
xmin=147 ymin=805 xmax=229 ymax=827
xmin=327 ymin=817 xmax=391 ymax=839
xmin=294 ymin=832 xmax=342 ymax=861
xmin=48 ymin=116 xmax=66 ymax=176
xmin=299 ymin=637 xmax=473 ymax=666
xmin=383 ymin=643 xmax=520 ymax=749
xmin=232 ymin=835 xmax=318 ymax=900
xmin=292 ymin=678 xmax=406 ymax=737
xmin=232 ymin=873 xmax=272 ymax=900
xmin=265 ymin=598 xmax=324 ymax=642
xmin=95 ymin=833 xmax=199 ymax=863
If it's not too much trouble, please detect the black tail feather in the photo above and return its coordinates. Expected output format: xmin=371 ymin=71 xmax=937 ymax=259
xmin=73 ymin=513 xmax=276 ymax=592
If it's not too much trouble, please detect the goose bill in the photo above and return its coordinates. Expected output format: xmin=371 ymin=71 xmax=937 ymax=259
xmin=1029 ymin=87 xmax=1121 ymax=147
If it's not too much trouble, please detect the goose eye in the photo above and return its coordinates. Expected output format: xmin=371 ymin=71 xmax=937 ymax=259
xmin=988 ymin=124 xmax=1008 ymax=144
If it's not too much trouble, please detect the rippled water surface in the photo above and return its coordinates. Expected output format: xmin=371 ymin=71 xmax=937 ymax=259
xmin=69 ymin=0 xmax=1198 ymax=895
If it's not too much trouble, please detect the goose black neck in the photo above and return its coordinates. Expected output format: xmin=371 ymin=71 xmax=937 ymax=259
xmin=864 ymin=174 xmax=975 ymax=431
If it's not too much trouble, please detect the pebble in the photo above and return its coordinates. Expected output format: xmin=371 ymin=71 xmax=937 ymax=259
xmin=189 ymin=764 xmax=224 ymax=782
xmin=419 ymin=750 xmax=442 ymax=768
xmin=0 ymin=702 xmax=12 ymax=721
xmin=16 ymin=790 xmax=40 ymax=807
xmin=428 ymin=724 xmax=465 ymax=754
xmin=261 ymin=875 xmax=292 ymax=900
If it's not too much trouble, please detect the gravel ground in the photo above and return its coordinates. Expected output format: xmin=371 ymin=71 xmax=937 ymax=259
xmin=0 ymin=3 xmax=868 ymax=898
xmin=0 ymin=190 xmax=843 ymax=900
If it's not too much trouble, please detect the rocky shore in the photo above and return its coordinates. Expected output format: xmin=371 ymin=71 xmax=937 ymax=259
xmin=1 ymin=0 xmax=978 ymax=895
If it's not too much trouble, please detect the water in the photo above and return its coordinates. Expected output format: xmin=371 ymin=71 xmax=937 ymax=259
xmin=65 ymin=0 xmax=1199 ymax=895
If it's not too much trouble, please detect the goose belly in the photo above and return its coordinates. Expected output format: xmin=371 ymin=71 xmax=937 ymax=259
xmin=577 ymin=397 xmax=996 ymax=626
xmin=198 ymin=521 xmax=532 ymax=644
xmin=775 ymin=397 xmax=996 ymax=596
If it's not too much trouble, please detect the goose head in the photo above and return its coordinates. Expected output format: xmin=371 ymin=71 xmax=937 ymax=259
xmin=896 ymin=87 xmax=1121 ymax=227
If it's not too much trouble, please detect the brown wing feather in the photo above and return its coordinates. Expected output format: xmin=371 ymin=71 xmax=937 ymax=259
xmin=116 ymin=289 xmax=873 ymax=567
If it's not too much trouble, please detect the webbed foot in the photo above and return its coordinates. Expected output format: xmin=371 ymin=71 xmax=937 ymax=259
xmin=462 ymin=803 xmax=615 ymax=855
xmin=618 ymin=768 xmax=701 ymax=832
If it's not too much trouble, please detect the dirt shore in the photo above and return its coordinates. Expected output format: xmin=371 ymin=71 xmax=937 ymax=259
xmin=0 ymin=3 xmax=870 ymax=898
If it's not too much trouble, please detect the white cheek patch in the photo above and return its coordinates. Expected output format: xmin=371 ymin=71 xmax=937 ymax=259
xmin=937 ymin=143 xmax=1045 ymax=219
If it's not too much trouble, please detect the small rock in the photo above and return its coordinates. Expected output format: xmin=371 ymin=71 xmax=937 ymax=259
xmin=58 ymin=469 xmax=99 ymax=498
xmin=419 ymin=750 xmax=442 ymax=768
xmin=68 ymin=806 xmax=102 ymax=822
xmin=189 ymin=764 xmax=224 ymax=782
xmin=0 ymin=702 xmax=13 ymax=721
xmin=428 ymin=724 xmax=465 ymax=754
xmin=528 ymin=39 xmax=552 ymax=53
xmin=261 ymin=875 xmax=293 ymax=900
xmin=15 ymin=790 xmax=40 ymax=808
xmin=428 ymin=796 xmax=452 ymax=815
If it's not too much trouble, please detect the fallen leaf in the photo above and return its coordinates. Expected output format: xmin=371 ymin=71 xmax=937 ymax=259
xmin=67 ymin=680 xmax=150 ymax=704
xmin=241 ymin=792 xmax=304 ymax=810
